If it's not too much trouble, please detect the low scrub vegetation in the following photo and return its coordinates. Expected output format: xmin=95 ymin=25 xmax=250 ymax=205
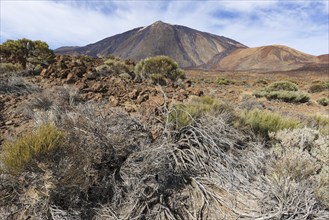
xmin=317 ymin=96 xmax=329 ymax=106
xmin=254 ymin=80 xmax=310 ymax=103
xmin=306 ymin=115 xmax=329 ymax=136
xmin=0 ymin=123 xmax=65 ymax=174
xmin=0 ymin=76 xmax=41 ymax=95
xmin=269 ymin=128 xmax=329 ymax=207
xmin=309 ymin=80 xmax=329 ymax=93
xmin=168 ymin=96 xmax=228 ymax=128
xmin=235 ymin=109 xmax=299 ymax=137
xmin=1 ymin=48 xmax=328 ymax=219
xmin=135 ymin=55 xmax=185 ymax=83
xmin=253 ymin=79 xmax=268 ymax=86
xmin=215 ymin=77 xmax=234 ymax=85
xmin=96 ymin=56 xmax=134 ymax=78
xmin=0 ymin=62 xmax=23 ymax=74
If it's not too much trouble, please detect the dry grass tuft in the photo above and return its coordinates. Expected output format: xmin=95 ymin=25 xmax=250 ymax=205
xmin=1 ymin=123 xmax=65 ymax=174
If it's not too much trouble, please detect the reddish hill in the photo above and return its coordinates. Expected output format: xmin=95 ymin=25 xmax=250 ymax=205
xmin=215 ymin=45 xmax=319 ymax=71
xmin=317 ymin=54 xmax=329 ymax=63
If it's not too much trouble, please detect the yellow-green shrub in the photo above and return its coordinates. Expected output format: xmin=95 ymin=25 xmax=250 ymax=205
xmin=317 ymin=97 xmax=329 ymax=106
xmin=235 ymin=109 xmax=299 ymax=137
xmin=308 ymin=81 xmax=329 ymax=93
xmin=254 ymin=81 xmax=309 ymax=103
xmin=0 ymin=62 xmax=23 ymax=74
xmin=216 ymin=77 xmax=234 ymax=85
xmin=168 ymin=96 xmax=225 ymax=128
xmin=0 ymin=123 xmax=65 ymax=174
xmin=135 ymin=55 xmax=185 ymax=82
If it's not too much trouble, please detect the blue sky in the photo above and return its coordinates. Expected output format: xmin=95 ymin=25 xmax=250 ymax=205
xmin=1 ymin=0 xmax=328 ymax=55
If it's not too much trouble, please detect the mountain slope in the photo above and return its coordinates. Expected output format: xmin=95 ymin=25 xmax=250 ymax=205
xmin=215 ymin=45 xmax=320 ymax=71
xmin=54 ymin=21 xmax=247 ymax=68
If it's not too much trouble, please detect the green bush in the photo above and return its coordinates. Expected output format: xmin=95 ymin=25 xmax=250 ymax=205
xmin=266 ymin=81 xmax=299 ymax=92
xmin=135 ymin=55 xmax=185 ymax=82
xmin=309 ymin=81 xmax=329 ymax=93
xmin=0 ymin=38 xmax=54 ymax=70
xmin=0 ymin=123 xmax=65 ymax=174
xmin=235 ymin=109 xmax=299 ymax=137
xmin=96 ymin=58 xmax=133 ymax=77
xmin=254 ymin=81 xmax=309 ymax=103
xmin=265 ymin=91 xmax=310 ymax=103
xmin=216 ymin=77 xmax=234 ymax=85
xmin=168 ymin=96 xmax=225 ymax=128
xmin=318 ymin=97 xmax=329 ymax=106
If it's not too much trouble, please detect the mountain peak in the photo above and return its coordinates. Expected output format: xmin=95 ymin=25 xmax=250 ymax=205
xmin=151 ymin=20 xmax=170 ymax=27
xmin=54 ymin=22 xmax=247 ymax=68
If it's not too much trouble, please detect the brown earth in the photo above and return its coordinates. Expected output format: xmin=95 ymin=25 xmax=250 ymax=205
xmin=186 ymin=68 xmax=329 ymax=118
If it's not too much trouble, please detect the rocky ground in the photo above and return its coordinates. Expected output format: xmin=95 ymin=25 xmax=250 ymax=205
xmin=0 ymin=56 xmax=328 ymax=219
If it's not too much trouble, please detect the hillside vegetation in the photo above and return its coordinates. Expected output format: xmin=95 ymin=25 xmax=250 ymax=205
xmin=0 ymin=39 xmax=328 ymax=219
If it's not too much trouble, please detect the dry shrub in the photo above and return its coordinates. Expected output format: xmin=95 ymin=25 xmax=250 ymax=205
xmin=20 ymin=86 xmax=80 ymax=122
xmin=268 ymin=128 xmax=329 ymax=210
xmin=306 ymin=114 xmax=329 ymax=136
xmin=1 ymin=89 xmax=328 ymax=219
xmin=0 ymin=76 xmax=41 ymax=95
xmin=95 ymin=112 xmax=266 ymax=219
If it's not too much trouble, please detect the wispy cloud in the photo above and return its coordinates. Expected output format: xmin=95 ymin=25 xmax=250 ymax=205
xmin=1 ymin=0 xmax=328 ymax=55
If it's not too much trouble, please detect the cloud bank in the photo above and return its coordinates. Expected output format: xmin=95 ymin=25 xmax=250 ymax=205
xmin=1 ymin=0 xmax=328 ymax=55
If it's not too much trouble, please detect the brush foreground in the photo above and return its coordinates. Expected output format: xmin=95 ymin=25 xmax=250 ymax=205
xmin=0 ymin=53 xmax=328 ymax=219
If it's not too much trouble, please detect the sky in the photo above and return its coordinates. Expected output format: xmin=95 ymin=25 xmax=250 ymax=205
xmin=1 ymin=0 xmax=328 ymax=55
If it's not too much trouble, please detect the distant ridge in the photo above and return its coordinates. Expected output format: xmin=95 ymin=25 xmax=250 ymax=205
xmin=55 ymin=21 xmax=327 ymax=71
xmin=54 ymin=21 xmax=247 ymax=68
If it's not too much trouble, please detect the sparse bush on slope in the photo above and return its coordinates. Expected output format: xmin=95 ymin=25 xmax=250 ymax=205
xmin=135 ymin=55 xmax=185 ymax=84
xmin=96 ymin=56 xmax=134 ymax=78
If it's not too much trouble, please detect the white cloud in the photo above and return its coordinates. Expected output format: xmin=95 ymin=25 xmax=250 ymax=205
xmin=1 ymin=0 xmax=328 ymax=55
